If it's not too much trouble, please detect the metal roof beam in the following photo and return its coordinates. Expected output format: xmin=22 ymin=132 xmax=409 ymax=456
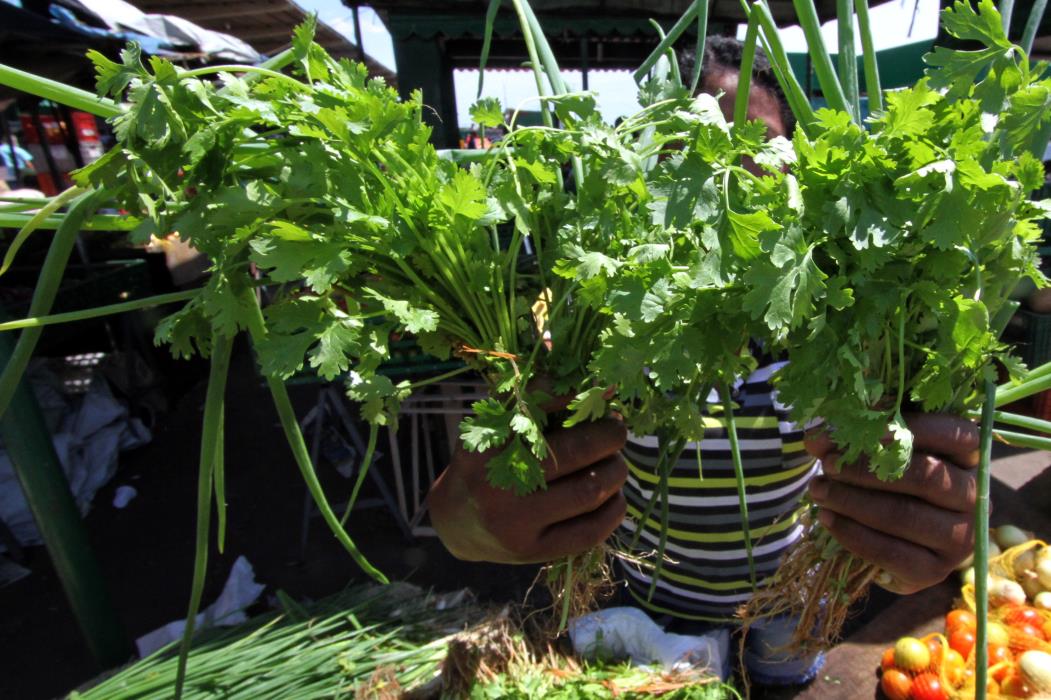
xmin=173 ymin=3 xmax=291 ymax=23
xmin=236 ymin=26 xmax=309 ymax=41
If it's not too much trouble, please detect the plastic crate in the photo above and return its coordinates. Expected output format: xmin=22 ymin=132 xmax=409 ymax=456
xmin=1 ymin=259 xmax=155 ymax=356
xmin=1017 ymin=309 xmax=1051 ymax=369
xmin=2 ymin=259 xmax=152 ymax=317
xmin=376 ymin=337 xmax=464 ymax=379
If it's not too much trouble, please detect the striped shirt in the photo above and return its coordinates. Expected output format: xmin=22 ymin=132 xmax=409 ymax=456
xmin=615 ymin=360 xmax=820 ymax=622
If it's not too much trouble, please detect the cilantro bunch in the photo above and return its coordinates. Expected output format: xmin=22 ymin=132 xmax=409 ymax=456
xmin=750 ymin=0 xmax=1047 ymax=480
xmin=740 ymin=0 xmax=1051 ymax=655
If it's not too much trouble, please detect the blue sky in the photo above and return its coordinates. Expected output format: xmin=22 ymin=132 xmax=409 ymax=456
xmin=293 ymin=0 xmax=940 ymax=128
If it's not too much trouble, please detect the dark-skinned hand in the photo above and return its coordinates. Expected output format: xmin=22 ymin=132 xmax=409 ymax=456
xmin=805 ymin=413 xmax=981 ymax=595
xmin=426 ymin=392 xmax=628 ymax=564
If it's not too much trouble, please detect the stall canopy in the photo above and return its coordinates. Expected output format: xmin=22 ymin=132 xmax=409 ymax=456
xmin=128 ymin=0 xmax=397 ymax=85
xmin=48 ymin=0 xmax=263 ymax=63
xmin=352 ymin=0 xmax=837 ymax=148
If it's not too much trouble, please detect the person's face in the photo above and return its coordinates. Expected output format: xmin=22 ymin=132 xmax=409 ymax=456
xmin=701 ymin=68 xmax=787 ymax=141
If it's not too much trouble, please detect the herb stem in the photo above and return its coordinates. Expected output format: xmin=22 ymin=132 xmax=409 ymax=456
xmin=181 ymin=65 xmax=304 ymax=88
xmin=722 ymin=382 xmax=758 ymax=592
xmin=1 ymin=185 xmax=87 ymax=277
xmin=0 ymin=290 xmax=197 ymax=331
xmin=0 ymin=64 xmax=122 ymax=118
xmin=173 ymin=332 xmax=233 ymax=700
xmin=974 ymin=376 xmax=997 ymax=700
xmin=855 ymin=0 xmax=883 ymax=112
xmin=243 ymin=285 xmax=387 ymax=584
xmin=0 ymin=190 xmax=102 ymax=419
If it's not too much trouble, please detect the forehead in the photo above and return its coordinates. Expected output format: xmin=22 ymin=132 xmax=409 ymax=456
xmin=702 ymin=69 xmax=787 ymax=139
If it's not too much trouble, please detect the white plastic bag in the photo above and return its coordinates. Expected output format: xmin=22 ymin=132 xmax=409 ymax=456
xmin=568 ymin=606 xmax=729 ymax=677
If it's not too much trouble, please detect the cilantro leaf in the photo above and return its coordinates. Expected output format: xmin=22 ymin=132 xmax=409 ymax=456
xmin=460 ymin=399 xmax=512 ymax=452
xmin=470 ymin=97 xmax=505 ymax=128
xmin=562 ymin=386 xmax=608 ymax=428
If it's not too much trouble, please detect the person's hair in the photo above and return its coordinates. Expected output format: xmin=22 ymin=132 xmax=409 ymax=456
xmin=677 ymin=35 xmax=796 ymax=137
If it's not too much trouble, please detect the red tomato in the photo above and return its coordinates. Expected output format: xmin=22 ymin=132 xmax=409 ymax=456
xmin=1003 ymin=606 xmax=1042 ymax=628
xmin=1016 ymin=623 xmax=1046 ymax=641
xmin=946 ymin=609 xmax=978 ymax=633
xmin=880 ymin=669 xmax=911 ymax=700
xmin=1010 ymin=623 xmax=1048 ymax=654
xmin=943 ymin=648 xmax=966 ymax=687
xmin=989 ymin=644 xmax=1013 ymax=682
xmin=910 ymin=672 xmax=947 ymax=700
xmin=1000 ymin=671 xmax=1033 ymax=698
xmin=924 ymin=636 xmax=943 ymax=670
xmin=881 ymin=647 xmax=897 ymax=672
xmin=950 ymin=627 xmax=977 ymax=659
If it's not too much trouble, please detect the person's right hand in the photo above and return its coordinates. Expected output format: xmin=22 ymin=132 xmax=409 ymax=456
xmin=426 ymin=416 xmax=628 ymax=564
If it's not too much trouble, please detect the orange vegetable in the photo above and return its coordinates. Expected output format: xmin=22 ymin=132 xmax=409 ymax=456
xmin=1000 ymin=670 xmax=1033 ymax=698
xmin=989 ymin=644 xmax=1013 ymax=683
xmin=924 ymin=636 xmax=943 ymax=670
xmin=947 ymin=609 xmax=977 ymax=633
xmin=910 ymin=672 xmax=947 ymax=700
xmin=950 ymin=627 xmax=976 ymax=659
xmin=943 ymin=648 xmax=966 ymax=687
xmin=880 ymin=668 xmax=912 ymax=700
xmin=881 ymin=647 xmax=897 ymax=672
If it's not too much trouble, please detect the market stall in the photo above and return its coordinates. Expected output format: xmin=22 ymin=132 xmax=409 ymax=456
xmin=1 ymin=1 xmax=1051 ymax=699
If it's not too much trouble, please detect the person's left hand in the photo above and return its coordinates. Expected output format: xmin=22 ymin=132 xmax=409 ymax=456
xmin=804 ymin=413 xmax=981 ymax=595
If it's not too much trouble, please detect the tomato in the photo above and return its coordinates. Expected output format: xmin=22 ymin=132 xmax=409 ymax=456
xmin=950 ymin=627 xmax=977 ymax=659
xmin=964 ymin=669 xmax=1001 ymax=696
xmin=924 ymin=636 xmax=943 ymax=670
xmin=894 ymin=636 xmax=931 ymax=672
xmin=910 ymin=672 xmax=947 ymax=700
xmin=1003 ymin=606 xmax=1042 ymax=628
xmin=947 ymin=609 xmax=978 ymax=633
xmin=989 ymin=622 xmax=1012 ymax=648
xmin=1016 ymin=623 xmax=1047 ymax=641
xmin=881 ymin=647 xmax=897 ymax=672
xmin=880 ymin=668 xmax=911 ymax=700
xmin=1000 ymin=671 xmax=1033 ymax=698
xmin=989 ymin=644 xmax=1013 ymax=682
xmin=943 ymin=648 xmax=966 ymax=687
xmin=1010 ymin=623 xmax=1048 ymax=654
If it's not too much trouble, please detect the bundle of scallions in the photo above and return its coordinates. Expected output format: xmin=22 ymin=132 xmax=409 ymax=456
xmin=68 ymin=583 xmax=736 ymax=700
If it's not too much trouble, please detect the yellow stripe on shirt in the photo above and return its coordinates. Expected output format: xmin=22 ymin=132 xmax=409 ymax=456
xmin=626 ymin=504 xmax=802 ymax=543
xmin=626 ymin=455 xmax=816 ymax=489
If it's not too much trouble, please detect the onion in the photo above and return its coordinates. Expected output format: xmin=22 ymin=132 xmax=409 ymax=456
xmin=1034 ymin=591 xmax=1051 ymax=611
xmin=994 ymin=525 xmax=1031 ymax=550
xmin=1019 ymin=650 xmax=1051 ymax=694
xmin=1022 ymin=570 xmax=1044 ymax=601
xmin=989 ymin=577 xmax=1027 ymax=607
xmin=1036 ymin=558 xmax=1051 ymax=590
xmin=1016 ymin=549 xmax=1038 ymax=578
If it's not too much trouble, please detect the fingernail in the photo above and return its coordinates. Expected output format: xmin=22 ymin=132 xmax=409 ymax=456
xmin=809 ymin=477 xmax=829 ymax=501
xmin=817 ymin=509 xmax=835 ymax=528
